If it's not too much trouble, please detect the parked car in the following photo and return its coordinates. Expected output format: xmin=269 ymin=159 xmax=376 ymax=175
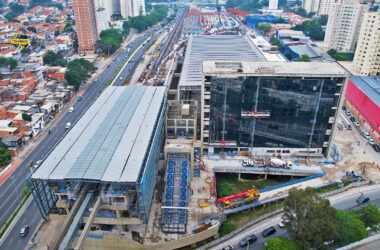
xmin=350 ymin=116 xmax=356 ymax=123
xmin=346 ymin=111 xmax=352 ymax=117
xmin=262 ymin=226 xmax=277 ymax=237
xmin=19 ymin=225 xmax=30 ymax=237
xmin=372 ymin=144 xmax=380 ymax=152
xmin=68 ymin=106 xmax=74 ymax=112
xmin=354 ymin=121 xmax=360 ymax=127
xmin=368 ymin=138 xmax=375 ymax=145
xmin=278 ymin=221 xmax=286 ymax=228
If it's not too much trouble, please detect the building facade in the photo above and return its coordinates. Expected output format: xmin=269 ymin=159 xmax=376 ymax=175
xmin=94 ymin=0 xmax=114 ymax=34
xmin=72 ymin=0 xmax=98 ymax=54
xmin=318 ymin=0 xmax=337 ymax=16
xmin=303 ymin=0 xmax=320 ymax=14
xmin=324 ymin=0 xmax=369 ymax=52
xmin=269 ymin=0 xmax=278 ymax=10
xmin=201 ymin=61 xmax=347 ymax=157
xmin=345 ymin=76 xmax=380 ymax=143
xmin=120 ymin=0 xmax=145 ymax=18
xmin=353 ymin=10 xmax=380 ymax=76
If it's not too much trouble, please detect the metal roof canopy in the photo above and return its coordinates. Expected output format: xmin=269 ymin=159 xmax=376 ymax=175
xmin=32 ymin=86 xmax=166 ymax=184
xmin=179 ymin=35 xmax=265 ymax=88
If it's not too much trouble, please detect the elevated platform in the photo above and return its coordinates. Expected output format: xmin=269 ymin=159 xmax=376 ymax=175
xmin=205 ymin=157 xmax=324 ymax=177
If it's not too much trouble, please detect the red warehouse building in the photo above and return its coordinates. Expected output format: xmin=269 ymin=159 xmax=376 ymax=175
xmin=345 ymin=76 xmax=380 ymax=143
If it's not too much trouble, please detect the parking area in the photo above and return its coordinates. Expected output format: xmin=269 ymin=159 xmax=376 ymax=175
xmin=328 ymin=110 xmax=380 ymax=182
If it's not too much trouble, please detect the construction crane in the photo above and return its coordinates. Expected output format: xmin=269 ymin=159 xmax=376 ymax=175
xmin=217 ymin=188 xmax=260 ymax=209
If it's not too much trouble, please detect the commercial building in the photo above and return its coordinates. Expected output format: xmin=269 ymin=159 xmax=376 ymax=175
xmin=201 ymin=61 xmax=347 ymax=157
xmin=345 ymin=76 xmax=380 ymax=143
xmin=31 ymin=86 xmax=166 ymax=247
xmin=353 ymin=10 xmax=380 ymax=76
xmin=324 ymin=0 xmax=369 ymax=53
xmin=269 ymin=0 xmax=279 ymax=10
xmin=303 ymin=0 xmax=320 ymax=13
xmin=72 ymin=0 xmax=98 ymax=54
xmin=178 ymin=35 xmax=265 ymax=138
xmin=120 ymin=0 xmax=146 ymax=18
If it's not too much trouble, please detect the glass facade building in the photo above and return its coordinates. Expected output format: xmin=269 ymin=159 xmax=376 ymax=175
xmin=206 ymin=76 xmax=345 ymax=155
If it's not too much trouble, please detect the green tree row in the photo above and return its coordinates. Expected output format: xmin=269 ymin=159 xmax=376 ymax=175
xmin=43 ymin=51 xmax=67 ymax=67
xmin=264 ymin=188 xmax=380 ymax=250
xmin=225 ymin=0 xmax=268 ymax=13
xmin=125 ymin=6 xmax=168 ymax=33
xmin=292 ymin=18 xmax=325 ymax=41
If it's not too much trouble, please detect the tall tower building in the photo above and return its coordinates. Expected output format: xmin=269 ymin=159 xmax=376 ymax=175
xmin=303 ymin=0 xmax=320 ymax=13
xmin=269 ymin=0 xmax=278 ymax=9
xmin=120 ymin=0 xmax=146 ymax=18
xmin=324 ymin=0 xmax=369 ymax=53
xmin=353 ymin=11 xmax=380 ymax=76
xmin=72 ymin=0 xmax=98 ymax=54
xmin=318 ymin=0 xmax=338 ymax=15
xmin=94 ymin=0 xmax=113 ymax=34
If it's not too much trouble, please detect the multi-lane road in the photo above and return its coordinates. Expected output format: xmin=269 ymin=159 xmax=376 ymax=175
xmin=0 ymin=27 xmax=162 ymax=250
xmin=213 ymin=184 xmax=380 ymax=250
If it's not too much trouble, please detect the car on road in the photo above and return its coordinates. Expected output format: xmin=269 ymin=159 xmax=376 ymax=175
xmin=278 ymin=221 xmax=286 ymax=228
xmin=68 ymin=106 xmax=74 ymax=112
xmin=368 ymin=137 xmax=375 ymax=145
xmin=356 ymin=194 xmax=370 ymax=205
xmin=262 ymin=226 xmax=277 ymax=237
xmin=65 ymin=122 xmax=71 ymax=130
xmin=33 ymin=160 xmax=42 ymax=170
xmin=239 ymin=234 xmax=257 ymax=247
xmin=372 ymin=144 xmax=380 ymax=152
xmin=221 ymin=245 xmax=233 ymax=250
xmin=19 ymin=225 xmax=29 ymax=237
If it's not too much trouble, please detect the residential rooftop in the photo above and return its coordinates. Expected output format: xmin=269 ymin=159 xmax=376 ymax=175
xmin=202 ymin=61 xmax=348 ymax=77
xmin=32 ymin=86 xmax=166 ymax=183
xmin=179 ymin=35 xmax=265 ymax=87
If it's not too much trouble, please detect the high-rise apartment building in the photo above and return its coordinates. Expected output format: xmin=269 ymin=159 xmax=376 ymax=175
xmin=318 ymin=0 xmax=337 ymax=15
xmin=269 ymin=0 xmax=278 ymax=10
xmin=120 ymin=0 xmax=145 ymax=18
xmin=353 ymin=10 xmax=380 ymax=76
xmin=72 ymin=0 xmax=98 ymax=54
xmin=303 ymin=0 xmax=320 ymax=13
xmin=324 ymin=0 xmax=369 ymax=53
xmin=94 ymin=0 xmax=114 ymax=34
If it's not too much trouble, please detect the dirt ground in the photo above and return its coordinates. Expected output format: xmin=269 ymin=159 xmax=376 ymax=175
xmin=326 ymin=112 xmax=380 ymax=182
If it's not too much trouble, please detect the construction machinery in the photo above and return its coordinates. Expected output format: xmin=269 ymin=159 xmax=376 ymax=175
xmin=217 ymin=188 xmax=260 ymax=209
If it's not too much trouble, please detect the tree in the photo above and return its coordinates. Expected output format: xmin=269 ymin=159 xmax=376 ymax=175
xmin=356 ymin=203 xmax=380 ymax=229
xmin=0 ymin=146 xmax=11 ymax=167
xmin=283 ymin=188 xmax=338 ymax=250
xmin=336 ymin=210 xmax=368 ymax=246
xmin=43 ymin=51 xmax=67 ymax=66
xmin=256 ymin=23 xmax=272 ymax=34
xmin=0 ymin=57 xmax=18 ymax=70
xmin=99 ymin=29 xmax=123 ymax=55
xmin=122 ymin=21 xmax=130 ymax=36
xmin=270 ymin=36 xmax=281 ymax=47
xmin=127 ymin=6 xmax=168 ymax=32
xmin=226 ymin=0 xmax=267 ymax=13
xmin=21 ymin=113 xmax=32 ymax=122
xmin=64 ymin=59 xmax=95 ymax=89
xmin=264 ymin=237 xmax=301 ymax=250
xmin=297 ymin=54 xmax=311 ymax=62
xmin=293 ymin=19 xmax=325 ymax=41
xmin=5 ymin=2 xmax=25 ymax=20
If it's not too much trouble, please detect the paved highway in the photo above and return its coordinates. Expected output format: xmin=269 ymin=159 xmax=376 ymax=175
xmin=212 ymin=184 xmax=380 ymax=250
xmin=0 ymin=28 xmax=159 ymax=250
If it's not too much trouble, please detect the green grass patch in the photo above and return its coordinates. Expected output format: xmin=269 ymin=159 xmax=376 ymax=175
xmin=315 ymin=183 xmax=340 ymax=194
xmin=219 ymin=201 xmax=284 ymax=237
xmin=216 ymin=173 xmax=290 ymax=198
xmin=0 ymin=191 xmax=31 ymax=238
